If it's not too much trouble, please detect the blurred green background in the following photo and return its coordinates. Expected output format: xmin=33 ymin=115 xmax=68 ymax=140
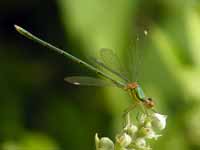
xmin=1 ymin=0 xmax=200 ymax=150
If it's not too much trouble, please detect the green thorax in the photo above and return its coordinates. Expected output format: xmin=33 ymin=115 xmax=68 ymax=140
xmin=134 ymin=85 xmax=146 ymax=100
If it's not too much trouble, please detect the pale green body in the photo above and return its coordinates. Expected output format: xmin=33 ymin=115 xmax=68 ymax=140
xmin=134 ymin=85 xmax=146 ymax=101
xmin=14 ymin=25 xmax=148 ymax=105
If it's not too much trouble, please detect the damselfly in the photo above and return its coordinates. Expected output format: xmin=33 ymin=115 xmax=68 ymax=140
xmin=14 ymin=25 xmax=155 ymax=113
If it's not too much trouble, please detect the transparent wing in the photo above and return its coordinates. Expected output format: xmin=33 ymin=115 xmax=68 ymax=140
xmin=91 ymin=58 xmax=129 ymax=83
xmin=98 ymin=48 xmax=130 ymax=82
xmin=100 ymin=48 xmax=121 ymax=69
xmin=64 ymin=76 xmax=115 ymax=87
xmin=128 ymin=33 xmax=146 ymax=82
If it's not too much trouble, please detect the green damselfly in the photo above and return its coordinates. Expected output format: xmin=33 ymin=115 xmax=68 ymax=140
xmin=14 ymin=25 xmax=155 ymax=111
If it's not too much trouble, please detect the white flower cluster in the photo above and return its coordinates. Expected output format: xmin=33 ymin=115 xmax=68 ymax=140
xmin=95 ymin=112 xmax=167 ymax=150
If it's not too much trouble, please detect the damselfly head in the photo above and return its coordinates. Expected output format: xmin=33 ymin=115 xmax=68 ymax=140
xmin=144 ymin=97 xmax=155 ymax=108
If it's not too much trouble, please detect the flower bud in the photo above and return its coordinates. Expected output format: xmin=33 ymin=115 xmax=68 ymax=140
xmin=116 ymin=133 xmax=132 ymax=147
xmin=145 ymin=128 xmax=162 ymax=140
xmin=138 ymin=127 xmax=148 ymax=137
xmin=144 ymin=121 xmax=152 ymax=128
xmin=135 ymin=138 xmax=146 ymax=148
xmin=95 ymin=133 xmax=114 ymax=150
xmin=151 ymin=113 xmax=167 ymax=130
xmin=138 ymin=114 xmax=147 ymax=124
xmin=124 ymin=124 xmax=138 ymax=137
